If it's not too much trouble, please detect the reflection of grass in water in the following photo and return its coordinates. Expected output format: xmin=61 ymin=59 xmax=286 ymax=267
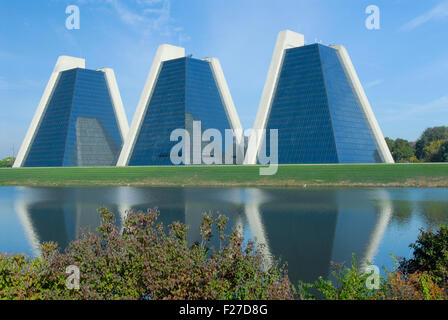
xmin=419 ymin=201 xmax=448 ymax=228
xmin=389 ymin=200 xmax=414 ymax=226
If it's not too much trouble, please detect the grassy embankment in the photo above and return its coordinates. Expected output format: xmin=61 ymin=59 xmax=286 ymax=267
xmin=0 ymin=163 xmax=448 ymax=187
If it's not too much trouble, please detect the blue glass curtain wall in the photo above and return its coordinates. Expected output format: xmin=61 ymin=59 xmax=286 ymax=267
xmin=264 ymin=44 xmax=380 ymax=164
xmin=128 ymin=57 xmax=232 ymax=166
xmin=24 ymin=68 xmax=122 ymax=167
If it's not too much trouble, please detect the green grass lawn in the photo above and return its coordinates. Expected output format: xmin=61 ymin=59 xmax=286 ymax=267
xmin=0 ymin=163 xmax=447 ymax=187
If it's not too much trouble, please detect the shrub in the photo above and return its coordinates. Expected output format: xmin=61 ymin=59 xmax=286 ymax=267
xmin=409 ymin=156 xmax=423 ymax=163
xmin=380 ymin=271 xmax=447 ymax=300
xmin=0 ymin=208 xmax=293 ymax=300
xmin=296 ymin=254 xmax=448 ymax=300
xmin=2 ymin=209 xmax=448 ymax=301
xmin=296 ymin=255 xmax=380 ymax=300
xmin=398 ymin=224 xmax=448 ymax=287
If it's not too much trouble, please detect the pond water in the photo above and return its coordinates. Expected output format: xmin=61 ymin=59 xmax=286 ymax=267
xmin=0 ymin=186 xmax=447 ymax=284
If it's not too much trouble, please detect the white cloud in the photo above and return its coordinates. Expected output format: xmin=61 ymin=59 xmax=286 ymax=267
xmin=407 ymin=96 xmax=448 ymax=114
xmin=400 ymin=1 xmax=448 ymax=31
xmin=107 ymin=0 xmax=145 ymax=27
xmin=382 ymin=96 xmax=448 ymax=122
xmin=0 ymin=76 xmax=44 ymax=91
xmin=365 ymin=79 xmax=384 ymax=89
xmin=83 ymin=0 xmax=189 ymax=42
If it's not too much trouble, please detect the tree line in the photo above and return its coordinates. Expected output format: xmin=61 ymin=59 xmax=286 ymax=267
xmin=0 ymin=157 xmax=15 ymax=168
xmin=385 ymin=126 xmax=448 ymax=163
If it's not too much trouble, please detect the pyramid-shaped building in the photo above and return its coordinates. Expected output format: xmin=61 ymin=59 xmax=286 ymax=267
xmin=245 ymin=30 xmax=394 ymax=164
xmin=14 ymin=56 xmax=129 ymax=167
xmin=118 ymin=44 xmax=243 ymax=166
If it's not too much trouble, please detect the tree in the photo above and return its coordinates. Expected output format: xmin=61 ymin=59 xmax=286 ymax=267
xmin=392 ymin=139 xmax=415 ymax=162
xmin=415 ymin=126 xmax=448 ymax=160
xmin=423 ymin=139 xmax=447 ymax=162
xmin=0 ymin=157 xmax=15 ymax=168
xmin=440 ymin=141 xmax=448 ymax=162
xmin=385 ymin=137 xmax=415 ymax=163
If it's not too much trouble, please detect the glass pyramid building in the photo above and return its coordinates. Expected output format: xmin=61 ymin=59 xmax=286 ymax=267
xmin=14 ymin=56 xmax=129 ymax=168
xmin=245 ymin=30 xmax=394 ymax=164
xmin=118 ymin=44 xmax=243 ymax=166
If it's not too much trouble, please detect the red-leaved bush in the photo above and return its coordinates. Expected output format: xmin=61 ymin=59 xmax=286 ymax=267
xmin=0 ymin=208 xmax=293 ymax=300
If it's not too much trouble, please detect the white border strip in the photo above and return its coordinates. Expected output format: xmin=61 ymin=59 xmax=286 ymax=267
xmin=205 ymin=58 xmax=245 ymax=164
xmin=13 ymin=56 xmax=86 ymax=168
xmin=98 ymin=68 xmax=129 ymax=144
xmin=332 ymin=45 xmax=394 ymax=164
xmin=244 ymin=30 xmax=305 ymax=165
xmin=117 ymin=44 xmax=185 ymax=166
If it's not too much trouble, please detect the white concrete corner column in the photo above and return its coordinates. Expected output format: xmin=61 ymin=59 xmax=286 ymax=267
xmin=13 ymin=56 xmax=85 ymax=168
xmin=331 ymin=45 xmax=394 ymax=164
xmin=117 ymin=44 xmax=185 ymax=167
xmin=98 ymin=68 xmax=130 ymax=142
xmin=244 ymin=30 xmax=305 ymax=165
xmin=205 ymin=57 xmax=245 ymax=164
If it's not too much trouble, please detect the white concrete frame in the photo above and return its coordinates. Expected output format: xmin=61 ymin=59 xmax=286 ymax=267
xmin=117 ymin=44 xmax=244 ymax=166
xmin=244 ymin=30 xmax=305 ymax=165
xmin=332 ymin=45 xmax=394 ymax=163
xmin=13 ymin=56 xmax=129 ymax=168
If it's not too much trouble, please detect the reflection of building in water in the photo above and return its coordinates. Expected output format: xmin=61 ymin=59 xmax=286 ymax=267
xmin=184 ymin=188 xmax=244 ymax=245
xmin=125 ymin=188 xmax=248 ymax=248
xmin=360 ymin=190 xmax=393 ymax=270
xmin=330 ymin=189 xmax=393 ymax=271
xmin=126 ymin=187 xmax=187 ymax=227
xmin=249 ymin=188 xmax=394 ymax=282
xmin=15 ymin=186 xmax=395 ymax=284
xmin=258 ymin=189 xmax=339 ymax=283
xmin=113 ymin=187 xmax=270 ymax=258
xmin=15 ymin=187 xmax=122 ymax=256
xmin=242 ymin=189 xmax=273 ymax=267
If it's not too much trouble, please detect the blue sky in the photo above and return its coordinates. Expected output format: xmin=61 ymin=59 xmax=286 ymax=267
xmin=0 ymin=0 xmax=447 ymax=158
